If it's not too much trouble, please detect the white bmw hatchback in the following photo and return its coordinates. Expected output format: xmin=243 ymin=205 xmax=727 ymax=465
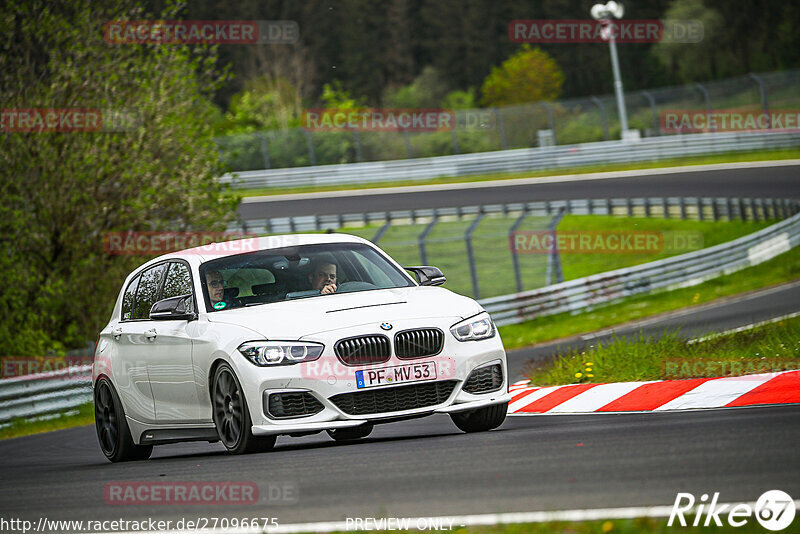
xmin=93 ymin=234 xmax=510 ymax=462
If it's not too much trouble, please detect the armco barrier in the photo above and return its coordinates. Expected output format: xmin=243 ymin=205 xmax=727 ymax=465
xmin=0 ymin=365 xmax=92 ymax=424
xmin=1 ymin=197 xmax=799 ymax=423
xmin=219 ymin=131 xmax=800 ymax=190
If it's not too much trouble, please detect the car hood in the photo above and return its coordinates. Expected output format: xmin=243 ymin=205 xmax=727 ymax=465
xmin=206 ymin=286 xmax=483 ymax=339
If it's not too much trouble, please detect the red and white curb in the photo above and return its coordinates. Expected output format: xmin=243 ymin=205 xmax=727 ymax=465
xmin=507 ymin=370 xmax=800 ymax=414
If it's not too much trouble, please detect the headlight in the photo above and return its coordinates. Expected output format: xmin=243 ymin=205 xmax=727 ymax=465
xmin=450 ymin=313 xmax=496 ymax=342
xmin=237 ymin=341 xmax=324 ymax=366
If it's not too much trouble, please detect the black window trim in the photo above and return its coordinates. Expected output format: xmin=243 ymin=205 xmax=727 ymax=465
xmin=120 ymin=259 xmax=197 ymax=322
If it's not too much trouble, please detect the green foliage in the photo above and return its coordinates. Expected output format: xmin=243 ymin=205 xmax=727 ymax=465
xmin=481 ymin=45 xmax=564 ymax=107
xmin=383 ymin=67 xmax=449 ymax=108
xmin=652 ymin=0 xmax=725 ymax=81
xmin=0 ymin=0 xmax=238 ymax=355
xmin=215 ymin=76 xmax=303 ymax=135
xmin=321 ymin=81 xmax=366 ymax=110
xmin=441 ymin=88 xmax=478 ymax=110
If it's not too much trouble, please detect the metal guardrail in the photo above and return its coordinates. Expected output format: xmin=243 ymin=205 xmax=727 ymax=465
xmin=220 ymin=131 xmax=800 ymax=190
xmin=0 ymin=365 xmax=92 ymax=424
xmin=2 ymin=196 xmax=799 ymax=423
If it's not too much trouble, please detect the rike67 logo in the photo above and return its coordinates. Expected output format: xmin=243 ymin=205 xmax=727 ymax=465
xmin=669 ymin=490 xmax=796 ymax=531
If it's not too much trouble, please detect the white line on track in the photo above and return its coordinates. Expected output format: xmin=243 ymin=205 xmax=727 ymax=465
xmin=241 ymin=159 xmax=800 ymax=203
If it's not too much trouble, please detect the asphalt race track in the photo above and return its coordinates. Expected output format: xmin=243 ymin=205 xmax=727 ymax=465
xmin=238 ymin=162 xmax=800 ymax=220
xmin=2 ymin=162 xmax=799 ymax=529
xmin=1 ymin=406 xmax=799 ymax=526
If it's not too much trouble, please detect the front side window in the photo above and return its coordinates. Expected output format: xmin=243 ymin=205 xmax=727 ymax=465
xmin=132 ymin=263 xmax=167 ymax=320
xmin=199 ymin=243 xmax=414 ymax=312
xmin=162 ymin=262 xmax=193 ymax=299
xmin=121 ymin=274 xmax=140 ymax=321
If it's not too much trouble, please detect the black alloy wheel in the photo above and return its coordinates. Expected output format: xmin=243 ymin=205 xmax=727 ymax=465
xmin=212 ymin=363 xmax=276 ymax=454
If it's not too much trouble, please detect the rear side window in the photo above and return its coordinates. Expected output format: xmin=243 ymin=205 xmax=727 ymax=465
xmin=121 ymin=274 xmax=140 ymax=321
xmin=132 ymin=264 xmax=167 ymax=320
xmin=162 ymin=262 xmax=193 ymax=299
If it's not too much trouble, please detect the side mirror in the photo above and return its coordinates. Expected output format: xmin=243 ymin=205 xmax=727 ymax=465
xmin=405 ymin=266 xmax=446 ymax=287
xmin=150 ymin=294 xmax=196 ymax=321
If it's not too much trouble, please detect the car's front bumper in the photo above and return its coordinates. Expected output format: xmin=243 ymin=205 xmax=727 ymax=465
xmin=236 ymin=321 xmax=510 ymax=436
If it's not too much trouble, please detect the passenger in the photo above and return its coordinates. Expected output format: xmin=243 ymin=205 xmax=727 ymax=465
xmin=308 ymin=260 xmax=337 ymax=295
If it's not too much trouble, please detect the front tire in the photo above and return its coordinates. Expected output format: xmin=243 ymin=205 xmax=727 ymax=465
xmin=450 ymin=402 xmax=508 ymax=433
xmin=212 ymin=363 xmax=276 ymax=454
xmin=327 ymin=423 xmax=373 ymax=441
xmin=94 ymin=378 xmax=153 ymax=462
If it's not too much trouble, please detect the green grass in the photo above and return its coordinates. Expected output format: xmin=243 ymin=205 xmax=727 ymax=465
xmin=0 ymin=402 xmax=94 ymax=440
xmin=237 ymin=147 xmax=800 ymax=197
xmin=340 ymin=215 xmax=771 ymax=299
xmin=499 ymin=244 xmax=800 ymax=351
xmin=525 ymin=315 xmax=800 ymax=386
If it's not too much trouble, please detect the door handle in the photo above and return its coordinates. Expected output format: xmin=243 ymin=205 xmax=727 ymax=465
xmin=112 ymin=327 xmax=122 ymax=339
xmin=145 ymin=328 xmax=157 ymax=340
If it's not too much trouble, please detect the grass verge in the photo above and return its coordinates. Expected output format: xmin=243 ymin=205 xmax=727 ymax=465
xmin=237 ymin=147 xmax=799 ymax=197
xmin=499 ymin=245 xmax=800 ymax=351
xmin=0 ymin=402 xmax=94 ymax=440
xmin=525 ymin=315 xmax=800 ymax=386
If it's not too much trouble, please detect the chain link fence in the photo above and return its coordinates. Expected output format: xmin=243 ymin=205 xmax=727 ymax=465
xmin=216 ymin=70 xmax=800 ymax=172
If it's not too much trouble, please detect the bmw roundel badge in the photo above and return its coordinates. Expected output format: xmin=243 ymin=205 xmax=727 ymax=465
xmin=380 ymin=322 xmax=393 ymax=331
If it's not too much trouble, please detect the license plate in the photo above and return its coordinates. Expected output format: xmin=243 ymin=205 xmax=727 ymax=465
xmin=355 ymin=362 xmax=437 ymax=389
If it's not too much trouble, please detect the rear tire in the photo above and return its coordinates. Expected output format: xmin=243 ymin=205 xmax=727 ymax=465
xmin=450 ymin=402 xmax=508 ymax=433
xmin=94 ymin=378 xmax=153 ymax=462
xmin=212 ymin=363 xmax=276 ymax=454
xmin=327 ymin=423 xmax=373 ymax=441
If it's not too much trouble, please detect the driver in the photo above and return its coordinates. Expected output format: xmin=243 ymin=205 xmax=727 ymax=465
xmin=205 ymin=270 xmax=225 ymax=304
xmin=205 ymin=270 xmax=240 ymax=309
xmin=308 ymin=260 xmax=337 ymax=295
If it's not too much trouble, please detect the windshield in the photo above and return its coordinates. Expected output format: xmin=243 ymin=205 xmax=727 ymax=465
xmin=198 ymin=242 xmax=415 ymax=312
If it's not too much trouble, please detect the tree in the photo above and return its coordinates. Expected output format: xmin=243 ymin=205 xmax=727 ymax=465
xmin=480 ymin=45 xmax=565 ymax=106
xmin=0 ymin=0 xmax=238 ymax=355
xmin=652 ymin=0 xmax=725 ymax=82
xmin=216 ymin=75 xmax=303 ymax=134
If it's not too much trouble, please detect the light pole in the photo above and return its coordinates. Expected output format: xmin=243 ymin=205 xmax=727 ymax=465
xmin=591 ymin=1 xmax=629 ymax=137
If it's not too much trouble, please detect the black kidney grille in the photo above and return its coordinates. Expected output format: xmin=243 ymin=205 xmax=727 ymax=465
xmin=329 ymin=381 xmax=457 ymax=416
xmin=334 ymin=335 xmax=391 ymax=365
xmin=395 ymin=328 xmax=444 ymax=359
xmin=463 ymin=364 xmax=504 ymax=394
xmin=266 ymin=392 xmax=324 ymax=419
